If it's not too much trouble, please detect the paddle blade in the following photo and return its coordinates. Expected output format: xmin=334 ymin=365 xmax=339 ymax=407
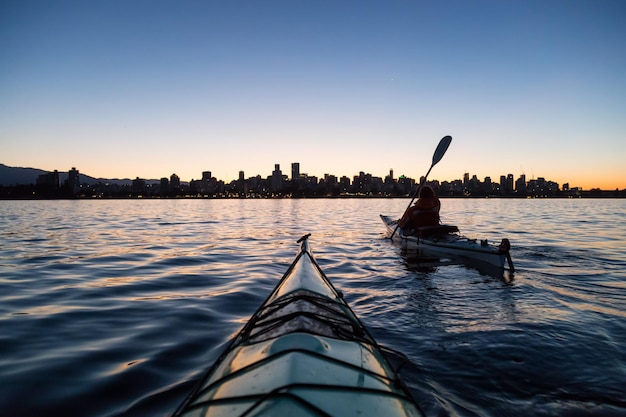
xmin=432 ymin=135 xmax=452 ymax=166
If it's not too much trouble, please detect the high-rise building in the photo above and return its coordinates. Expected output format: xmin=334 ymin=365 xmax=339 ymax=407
xmin=132 ymin=177 xmax=146 ymax=194
xmin=170 ymin=173 xmax=180 ymax=189
xmin=160 ymin=177 xmax=170 ymax=196
xmin=291 ymin=163 xmax=300 ymax=181
xmin=200 ymin=171 xmax=218 ymax=194
xmin=68 ymin=167 xmax=79 ymax=194
xmin=36 ymin=170 xmax=60 ymax=190
xmin=237 ymin=170 xmax=246 ymax=194
xmin=500 ymin=174 xmax=514 ymax=195
xmin=484 ymin=176 xmax=492 ymax=194
xmin=272 ymin=164 xmax=283 ymax=192
xmin=515 ymin=174 xmax=526 ymax=194
xmin=68 ymin=167 xmax=78 ymax=179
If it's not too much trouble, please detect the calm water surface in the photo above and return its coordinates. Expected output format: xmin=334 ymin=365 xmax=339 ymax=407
xmin=1 ymin=199 xmax=625 ymax=417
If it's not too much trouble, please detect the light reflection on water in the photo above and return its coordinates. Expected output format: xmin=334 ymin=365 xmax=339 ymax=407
xmin=0 ymin=198 xmax=625 ymax=417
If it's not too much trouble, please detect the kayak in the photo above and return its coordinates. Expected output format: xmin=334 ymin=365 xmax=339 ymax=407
xmin=173 ymin=234 xmax=424 ymax=417
xmin=380 ymin=214 xmax=514 ymax=271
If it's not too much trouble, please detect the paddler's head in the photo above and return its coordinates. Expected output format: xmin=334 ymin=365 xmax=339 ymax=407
xmin=419 ymin=186 xmax=435 ymax=198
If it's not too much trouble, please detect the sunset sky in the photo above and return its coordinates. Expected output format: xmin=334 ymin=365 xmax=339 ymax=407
xmin=1 ymin=0 xmax=625 ymax=190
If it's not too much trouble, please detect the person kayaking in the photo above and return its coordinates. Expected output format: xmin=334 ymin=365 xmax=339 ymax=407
xmin=398 ymin=185 xmax=441 ymax=234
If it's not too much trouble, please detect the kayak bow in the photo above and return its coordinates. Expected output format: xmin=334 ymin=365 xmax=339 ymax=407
xmin=381 ymin=214 xmax=514 ymax=271
xmin=173 ymin=234 xmax=424 ymax=417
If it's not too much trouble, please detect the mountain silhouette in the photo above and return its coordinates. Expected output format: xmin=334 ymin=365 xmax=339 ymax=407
xmin=0 ymin=164 xmax=156 ymax=186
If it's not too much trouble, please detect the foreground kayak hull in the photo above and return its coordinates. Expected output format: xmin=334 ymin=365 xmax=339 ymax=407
xmin=173 ymin=234 xmax=424 ymax=417
xmin=380 ymin=214 xmax=513 ymax=270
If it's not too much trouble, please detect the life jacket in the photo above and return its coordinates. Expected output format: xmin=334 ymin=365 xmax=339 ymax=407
xmin=408 ymin=207 xmax=439 ymax=227
xmin=406 ymin=197 xmax=440 ymax=228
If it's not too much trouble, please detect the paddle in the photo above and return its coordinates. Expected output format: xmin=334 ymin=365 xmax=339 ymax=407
xmin=389 ymin=135 xmax=452 ymax=239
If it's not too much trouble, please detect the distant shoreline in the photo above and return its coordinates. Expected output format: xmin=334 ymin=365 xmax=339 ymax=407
xmin=2 ymin=192 xmax=625 ymax=200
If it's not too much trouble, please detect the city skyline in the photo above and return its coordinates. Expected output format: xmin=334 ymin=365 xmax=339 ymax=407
xmin=4 ymin=160 xmax=624 ymax=198
xmin=4 ymin=160 xmax=596 ymax=192
xmin=2 ymin=2 xmax=625 ymax=190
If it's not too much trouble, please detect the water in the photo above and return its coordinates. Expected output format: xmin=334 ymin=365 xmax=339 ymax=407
xmin=1 ymin=198 xmax=625 ymax=417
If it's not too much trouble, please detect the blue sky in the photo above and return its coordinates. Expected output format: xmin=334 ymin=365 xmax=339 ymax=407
xmin=1 ymin=0 xmax=625 ymax=189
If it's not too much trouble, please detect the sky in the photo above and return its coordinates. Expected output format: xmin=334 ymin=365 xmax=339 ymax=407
xmin=1 ymin=0 xmax=625 ymax=190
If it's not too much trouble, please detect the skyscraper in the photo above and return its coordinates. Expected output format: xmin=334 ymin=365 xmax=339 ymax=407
xmin=272 ymin=164 xmax=283 ymax=192
xmin=68 ymin=167 xmax=80 ymax=195
xmin=291 ymin=162 xmax=300 ymax=181
xmin=170 ymin=173 xmax=180 ymax=189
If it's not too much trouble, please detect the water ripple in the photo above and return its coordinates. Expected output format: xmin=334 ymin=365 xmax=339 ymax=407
xmin=0 ymin=199 xmax=625 ymax=417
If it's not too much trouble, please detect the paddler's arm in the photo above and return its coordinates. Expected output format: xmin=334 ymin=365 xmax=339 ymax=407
xmin=398 ymin=207 xmax=412 ymax=228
